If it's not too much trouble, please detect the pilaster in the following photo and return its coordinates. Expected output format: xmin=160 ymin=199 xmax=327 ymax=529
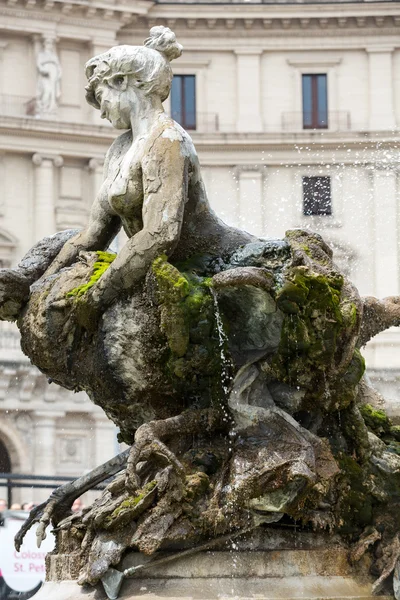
xmin=373 ymin=167 xmax=399 ymax=298
xmin=93 ymin=414 xmax=118 ymax=467
xmin=366 ymin=47 xmax=396 ymax=131
xmin=32 ymin=153 xmax=63 ymax=240
xmin=236 ymin=166 xmax=265 ymax=236
xmin=235 ymin=49 xmax=263 ymax=133
xmin=88 ymin=157 xmax=104 ymax=203
xmin=33 ymin=410 xmax=65 ymax=502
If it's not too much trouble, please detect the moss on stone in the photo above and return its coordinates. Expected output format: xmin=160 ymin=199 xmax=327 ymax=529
xmin=360 ymin=403 xmax=391 ymax=435
xmin=185 ymin=472 xmax=210 ymax=501
xmin=66 ymin=251 xmax=116 ymax=298
xmin=301 ymin=244 xmax=312 ymax=257
xmin=152 ymin=255 xmax=190 ymax=303
xmin=151 ymin=255 xmax=226 ymax=404
xmin=390 ymin=425 xmax=400 ymax=442
xmin=342 ymin=302 xmax=358 ymax=329
xmin=337 ymin=454 xmax=373 ymax=533
xmin=268 ymin=255 xmax=364 ymax=413
xmin=272 ymin=267 xmax=343 ymax=389
xmin=333 ymin=350 xmax=366 ymax=408
xmin=104 ymin=480 xmax=157 ymax=528
xmin=386 ymin=440 xmax=400 ymax=456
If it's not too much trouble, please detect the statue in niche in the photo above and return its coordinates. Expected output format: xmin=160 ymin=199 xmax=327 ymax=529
xmin=1 ymin=26 xmax=400 ymax=599
xmin=34 ymin=36 xmax=62 ymax=116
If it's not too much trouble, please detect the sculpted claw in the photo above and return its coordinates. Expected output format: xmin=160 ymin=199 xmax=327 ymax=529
xmin=125 ymin=422 xmax=185 ymax=493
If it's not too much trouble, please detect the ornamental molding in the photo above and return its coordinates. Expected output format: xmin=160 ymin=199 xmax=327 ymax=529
xmin=0 ymin=1 xmax=399 ymax=33
xmin=0 ymin=0 xmax=153 ymax=27
xmin=286 ymin=58 xmax=342 ymax=67
xmin=32 ymin=152 xmax=64 ymax=166
xmin=87 ymin=157 xmax=105 ymax=171
xmin=366 ymin=45 xmax=395 ymax=53
xmin=132 ymin=10 xmax=400 ymax=34
xmin=122 ymin=24 xmax=400 ymax=44
xmin=0 ymin=115 xmax=117 ymax=148
xmin=173 ymin=58 xmax=211 ymax=68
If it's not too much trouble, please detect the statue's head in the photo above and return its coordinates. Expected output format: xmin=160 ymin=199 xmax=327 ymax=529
xmin=85 ymin=26 xmax=183 ymax=129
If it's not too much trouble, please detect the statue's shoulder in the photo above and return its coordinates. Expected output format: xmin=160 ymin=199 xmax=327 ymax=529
xmin=145 ymin=116 xmax=197 ymax=160
xmin=108 ymin=130 xmax=132 ymax=154
xmin=104 ymin=130 xmax=132 ymax=170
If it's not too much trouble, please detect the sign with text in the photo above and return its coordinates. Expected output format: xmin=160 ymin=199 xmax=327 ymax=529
xmin=0 ymin=515 xmax=54 ymax=592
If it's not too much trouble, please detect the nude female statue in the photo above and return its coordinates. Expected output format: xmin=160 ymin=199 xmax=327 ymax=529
xmin=8 ymin=30 xmax=400 ymax=594
xmin=7 ymin=26 xmax=256 ymax=547
xmin=43 ymin=26 xmax=253 ymax=315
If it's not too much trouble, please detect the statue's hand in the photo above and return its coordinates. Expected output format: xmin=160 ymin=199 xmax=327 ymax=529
xmin=74 ymin=287 xmax=103 ymax=332
xmin=0 ymin=269 xmax=30 ymax=322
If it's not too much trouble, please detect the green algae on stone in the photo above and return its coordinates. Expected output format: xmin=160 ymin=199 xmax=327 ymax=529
xmin=267 ymin=244 xmax=365 ymax=413
xmin=151 ymin=255 xmax=191 ymax=357
xmin=360 ymin=403 xmax=391 ymax=435
xmin=390 ymin=425 xmax=400 ymax=442
xmin=104 ymin=480 xmax=157 ymax=529
xmin=332 ymin=349 xmax=366 ymax=409
xmin=152 ymin=255 xmax=190 ymax=303
xmin=66 ymin=251 xmax=116 ymax=298
xmin=151 ymin=255 xmax=222 ymax=392
xmin=185 ymin=471 xmax=210 ymax=501
xmin=272 ymin=266 xmax=344 ymax=389
xmin=337 ymin=454 xmax=373 ymax=533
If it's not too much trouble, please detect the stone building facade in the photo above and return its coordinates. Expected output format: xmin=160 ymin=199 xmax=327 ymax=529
xmin=0 ymin=0 xmax=399 ymax=501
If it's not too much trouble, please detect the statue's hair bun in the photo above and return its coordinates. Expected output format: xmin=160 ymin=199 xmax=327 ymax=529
xmin=144 ymin=26 xmax=183 ymax=62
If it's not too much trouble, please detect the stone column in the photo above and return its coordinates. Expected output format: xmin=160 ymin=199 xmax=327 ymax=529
xmin=0 ymin=150 xmax=5 ymax=216
xmin=373 ymin=168 xmax=399 ymax=298
xmin=88 ymin=158 xmax=104 ymax=203
xmin=236 ymin=167 xmax=265 ymax=236
xmin=94 ymin=414 xmax=118 ymax=467
xmin=33 ymin=410 xmax=65 ymax=503
xmin=235 ymin=50 xmax=263 ymax=133
xmin=89 ymin=38 xmax=116 ymax=126
xmin=367 ymin=47 xmax=395 ymax=131
xmin=32 ymin=153 xmax=63 ymax=240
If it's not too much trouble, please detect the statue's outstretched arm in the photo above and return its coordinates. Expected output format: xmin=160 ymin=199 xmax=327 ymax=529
xmin=44 ymin=194 xmax=121 ymax=278
xmin=359 ymin=295 xmax=400 ymax=347
xmin=90 ymin=134 xmax=189 ymax=309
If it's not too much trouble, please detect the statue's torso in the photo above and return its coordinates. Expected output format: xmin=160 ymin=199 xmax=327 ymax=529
xmin=99 ymin=117 xmax=254 ymax=260
xmin=106 ymin=134 xmax=144 ymax=236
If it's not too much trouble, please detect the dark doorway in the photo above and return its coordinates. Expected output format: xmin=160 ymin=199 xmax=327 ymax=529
xmin=0 ymin=439 xmax=11 ymax=473
xmin=0 ymin=438 xmax=12 ymax=506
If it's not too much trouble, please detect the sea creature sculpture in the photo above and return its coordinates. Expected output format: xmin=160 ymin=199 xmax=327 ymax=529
xmin=1 ymin=26 xmax=400 ymax=599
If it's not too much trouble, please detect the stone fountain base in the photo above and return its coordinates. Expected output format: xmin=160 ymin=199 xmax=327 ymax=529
xmin=33 ymin=530 xmax=393 ymax=600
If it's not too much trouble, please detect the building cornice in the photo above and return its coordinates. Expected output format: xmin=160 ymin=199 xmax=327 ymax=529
xmin=0 ymin=0 xmax=398 ymax=35
xmin=0 ymin=0 xmax=154 ymax=29
xmin=1 ymin=115 xmax=399 ymax=157
xmin=137 ymin=1 xmax=400 ymax=34
xmin=0 ymin=116 xmax=117 ymax=152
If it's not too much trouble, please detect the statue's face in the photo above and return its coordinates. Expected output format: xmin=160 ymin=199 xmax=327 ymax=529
xmin=94 ymin=73 xmax=136 ymax=130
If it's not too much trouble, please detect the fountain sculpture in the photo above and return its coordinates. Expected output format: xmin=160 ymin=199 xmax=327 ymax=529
xmin=1 ymin=26 xmax=400 ymax=600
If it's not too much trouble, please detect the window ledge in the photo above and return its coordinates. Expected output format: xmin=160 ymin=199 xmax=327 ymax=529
xmin=286 ymin=58 xmax=342 ymax=68
xmin=298 ymin=216 xmax=343 ymax=229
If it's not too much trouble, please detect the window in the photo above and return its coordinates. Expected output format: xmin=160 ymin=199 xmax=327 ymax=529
xmin=302 ymin=74 xmax=328 ymax=129
xmin=171 ymin=75 xmax=196 ymax=130
xmin=303 ymin=176 xmax=332 ymax=216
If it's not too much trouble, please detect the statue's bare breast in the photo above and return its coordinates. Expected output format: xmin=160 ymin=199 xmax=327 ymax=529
xmin=102 ymin=134 xmax=145 ymax=236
